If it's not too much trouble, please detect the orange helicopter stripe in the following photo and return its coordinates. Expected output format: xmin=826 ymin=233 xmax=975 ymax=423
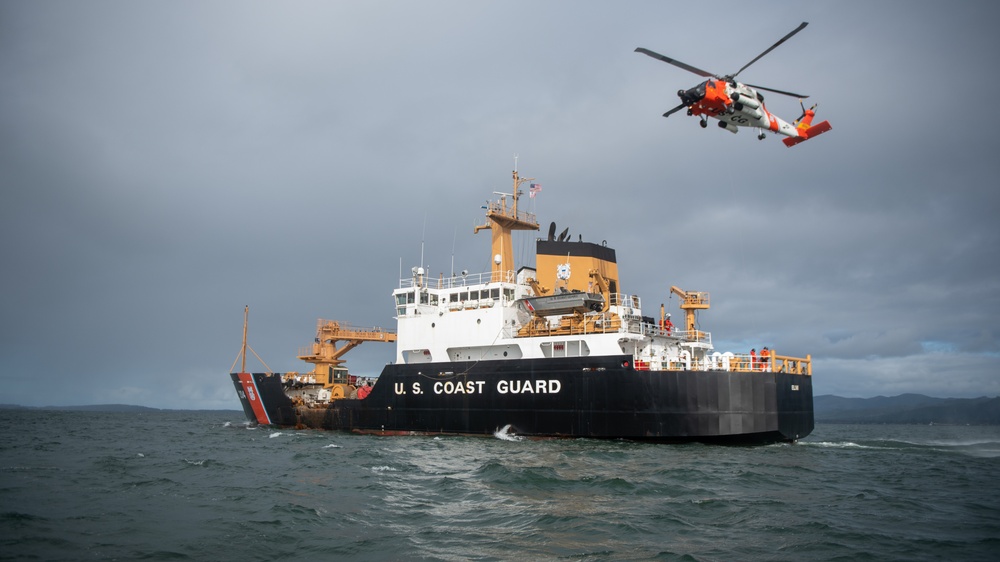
xmin=767 ymin=110 xmax=780 ymax=132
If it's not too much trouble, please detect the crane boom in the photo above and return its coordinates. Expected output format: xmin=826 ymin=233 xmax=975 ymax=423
xmin=296 ymin=319 xmax=397 ymax=390
xmin=669 ymin=285 xmax=710 ymax=333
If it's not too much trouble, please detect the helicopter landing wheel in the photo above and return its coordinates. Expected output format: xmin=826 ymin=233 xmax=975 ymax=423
xmin=700 ymin=119 xmax=708 ymax=128
xmin=757 ymin=132 xmax=766 ymax=140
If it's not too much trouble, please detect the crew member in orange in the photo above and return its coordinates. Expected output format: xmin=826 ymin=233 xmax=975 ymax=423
xmin=750 ymin=348 xmax=757 ymax=370
xmin=661 ymin=314 xmax=674 ymax=335
xmin=761 ymin=347 xmax=770 ymax=371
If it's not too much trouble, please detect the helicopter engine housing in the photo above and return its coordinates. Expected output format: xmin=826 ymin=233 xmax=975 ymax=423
xmin=718 ymin=121 xmax=738 ymax=134
xmin=731 ymin=92 xmax=761 ymax=109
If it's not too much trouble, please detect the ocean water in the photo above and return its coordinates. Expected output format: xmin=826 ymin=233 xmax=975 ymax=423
xmin=1 ymin=409 xmax=998 ymax=561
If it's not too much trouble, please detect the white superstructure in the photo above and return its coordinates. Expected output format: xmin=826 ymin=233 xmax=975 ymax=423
xmin=389 ymin=168 xmax=810 ymax=377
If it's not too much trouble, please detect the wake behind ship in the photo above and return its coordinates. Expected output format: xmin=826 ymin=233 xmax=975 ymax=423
xmin=231 ymin=169 xmax=814 ymax=443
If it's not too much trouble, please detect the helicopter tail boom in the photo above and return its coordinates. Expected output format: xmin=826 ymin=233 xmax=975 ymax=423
xmin=782 ymin=119 xmax=831 ymax=147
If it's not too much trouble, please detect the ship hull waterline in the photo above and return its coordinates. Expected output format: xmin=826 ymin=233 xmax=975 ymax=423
xmin=232 ymin=355 xmax=813 ymax=444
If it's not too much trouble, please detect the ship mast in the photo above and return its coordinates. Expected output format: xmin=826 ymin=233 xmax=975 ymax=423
xmin=229 ymin=305 xmax=274 ymax=374
xmin=474 ymin=167 xmax=540 ymax=282
xmin=241 ymin=305 xmax=249 ymax=373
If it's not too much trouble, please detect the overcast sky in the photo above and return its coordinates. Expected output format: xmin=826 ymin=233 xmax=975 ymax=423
xmin=2 ymin=1 xmax=998 ymax=409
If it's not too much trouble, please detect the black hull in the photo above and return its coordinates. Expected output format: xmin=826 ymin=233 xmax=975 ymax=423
xmin=231 ymin=355 xmax=813 ymax=444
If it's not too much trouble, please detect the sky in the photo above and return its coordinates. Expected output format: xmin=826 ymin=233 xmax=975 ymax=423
xmin=2 ymin=1 xmax=998 ymax=409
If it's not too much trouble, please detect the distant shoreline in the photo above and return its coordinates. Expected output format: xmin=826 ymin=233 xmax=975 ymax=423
xmin=815 ymin=394 xmax=999 ymax=425
xmin=4 ymin=393 xmax=998 ymax=424
xmin=0 ymin=404 xmax=241 ymax=413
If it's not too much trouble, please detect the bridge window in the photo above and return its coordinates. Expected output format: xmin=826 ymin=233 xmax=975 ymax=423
xmin=395 ymin=291 xmax=415 ymax=316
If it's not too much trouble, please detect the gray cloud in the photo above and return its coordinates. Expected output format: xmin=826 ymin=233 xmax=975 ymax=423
xmin=2 ymin=1 xmax=998 ymax=408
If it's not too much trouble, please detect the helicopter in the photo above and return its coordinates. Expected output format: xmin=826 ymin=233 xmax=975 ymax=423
xmin=635 ymin=22 xmax=831 ymax=147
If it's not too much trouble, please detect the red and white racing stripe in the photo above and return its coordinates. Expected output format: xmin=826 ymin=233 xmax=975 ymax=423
xmin=237 ymin=373 xmax=271 ymax=425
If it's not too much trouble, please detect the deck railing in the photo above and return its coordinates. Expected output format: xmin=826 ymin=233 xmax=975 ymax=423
xmin=399 ymin=270 xmax=516 ymax=289
xmin=643 ymin=350 xmax=812 ymax=375
xmin=483 ymin=201 xmax=536 ymax=226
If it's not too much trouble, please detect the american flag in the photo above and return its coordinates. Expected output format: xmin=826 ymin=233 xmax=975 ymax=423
xmin=529 ymin=183 xmax=542 ymax=198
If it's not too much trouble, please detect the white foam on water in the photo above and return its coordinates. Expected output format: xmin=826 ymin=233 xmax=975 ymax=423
xmin=268 ymin=432 xmax=283 ymax=439
xmin=493 ymin=424 xmax=523 ymax=442
xmin=903 ymin=438 xmax=1000 ymax=448
xmin=918 ymin=440 xmax=1000 ymax=458
xmin=322 ymin=443 xmax=341 ymax=449
xmin=371 ymin=465 xmax=397 ymax=472
xmin=803 ymin=441 xmax=878 ymax=449
xmin=809 ymin=437 xmax=1000 ymax=457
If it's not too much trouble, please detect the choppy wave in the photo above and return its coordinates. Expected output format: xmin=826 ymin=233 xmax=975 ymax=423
xmin=803 ymin=435 xmax=1000 ymax=457
xmin=0 ymin=466 xmax=63 ymax=472
xmin=2 ymin=411 xmax=998 ymax=561
xmin=922 ymin=440 xmax=1000 ymax=458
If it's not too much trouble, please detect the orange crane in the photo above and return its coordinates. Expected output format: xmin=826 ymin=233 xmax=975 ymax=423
xmin=295 ymin=319 xmax=396 ymax=393
xmin=669 ymin=285 xmax=710 ymax=334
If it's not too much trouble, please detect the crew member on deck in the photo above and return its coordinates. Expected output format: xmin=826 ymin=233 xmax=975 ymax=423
xmin=750 ymin=348 xmax=757 ymax=370
xmin=661 ymin=314 xmax=674 ymax=335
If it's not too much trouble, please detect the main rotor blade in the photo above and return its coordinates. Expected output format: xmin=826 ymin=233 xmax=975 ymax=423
xmin=731 ymin=21 xmax=808 ymax=80
xmin=662 ymin=102 xmax=688 ymax=118
xmin=745 ymin=83 xmax=809 ymax=99
xmin=635 ymin=47 xmax=716 ymax=79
